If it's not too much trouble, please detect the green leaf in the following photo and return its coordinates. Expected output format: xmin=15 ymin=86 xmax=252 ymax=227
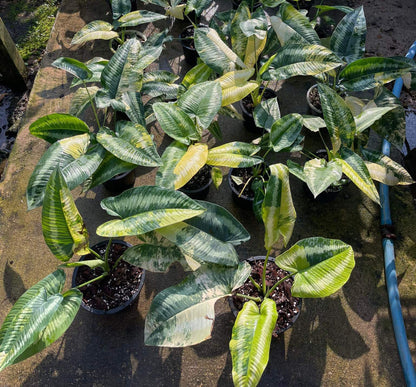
xmin=144 ymin=262 xmax=251 ymax=346
xmin=269 ymin=113 xmax=303 ymax=152
xmin=42 ymin=169 xmax=89 ymax=261
xmin=318 ymin=83 xmax=356 ymax=151
xmin=361 ymin=148 xmax=414 ymax=186
xmin=100 ymin=38 xmax=143 ymax=103
xmin=177 ymin=82 xmax=222 ymax=130
xmin=207 ymin=121 xmax=223 ymax=141
xmin=338 ymin=147 xmax=380 ymax=204
xmin=211 ymin=167 xmax=223 ymax=189
xmin=181 ymin=63 xmax=213 ymax=89
xmin=69 ymin=86 xmax=100 ymax=117
xmin=372 ymin=87 xmax=406 ymax=150
xmin=121 ymin=237 xmax=188 ymax=272
xmin=52 ymin=57 xmax=93 ymax=80
xmin=185 ymin=0 xmax=212 ymax=17
xmin=71 ymin=21 xmax=118 ymax=45
xmin=111 ymin=0 xmax=131 ymax=19
xmin=240 ymin=8 xmax=268 ymax=40
xmin=339 ymin=57 xmax=416 ymax=91
xmin=262 ymin=163 xmax=296 ymax=249
xmin=262 ymin=44 xmax=344 ymax=81
xmin=253 ymin=97 xmax=281 ymax=132
xmin=302 ymin=115 xmax=325 ymax=132
xmin=29 ymin=114 xmax=90 ymax=143
xmin=354 ymin=106 xmax=395 ymax=133
xmin=156 ymin=141 xmax=187 ymax=189
xmin=13 ymin=288 xmax=82 ymax=365
xmin=153 ymin=102 xmax=200 ymax=144
xmin=26 ymin=134 xmax=90 ymax=210
xmin=83 ymin=152 xmax=136 ymax=191
xmin=194 ymin=27 xmax=246 ymax=74
xmin=330 ymin=6 xmax=366 ymax=63
xmin=207 ymin=142 xmax=262 ymax=168
xmin=276 ymin=237 xmax=355 ymax=298
xmin=96 ymin=123 xmax=161 ymax=167
xmin=185 ymin=200 xmax=250 ymax=245
xmin=230 ymin=1 xmax=249 ymax=60
xmin=0 ymin=270 xmax=66 ymax=371
xmin=286 ymin=159 xmax=306 ymax=182
xmin=304 ymin=158 xmax=343 ymax=198
xmin=230 ymin=299 xmax=277 ymax=387
xmin=118 ymin=10 xmax=167 ymax=27
xmin=121 ymin=91 xmax=146 ymax=127
xmin=97 ymin=186 xmax=206 ymax=236
xmin=70 ymin=57 xmax=108 ymax=87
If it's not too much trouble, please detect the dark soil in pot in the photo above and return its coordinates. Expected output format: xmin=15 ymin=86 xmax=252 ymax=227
xmin=306 ymin=84 xmax=322 ymax=116
xmin=228 ymin=166 xmax=263 ymax=208
xmin=240 ymin=88 xmax=277 ymax=133
xmin=73 ymin=240 xmax=145 ymax=314
xmin=230 ymin=257 xmax=302 ymax=336
xmin=180 ymin=164 xmax=212 ymax=199
xmin=103 ymin=169 xmax=136 ymax=194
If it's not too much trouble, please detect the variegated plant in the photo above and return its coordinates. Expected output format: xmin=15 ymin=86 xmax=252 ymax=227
xmin=154 ymin=80 xmax=263 ymax=190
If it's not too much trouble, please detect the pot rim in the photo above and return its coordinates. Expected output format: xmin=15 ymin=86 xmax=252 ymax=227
xmin=306 ymin=84 xmax=323 ymax=115
xmin=227 ymin=167 xmax=255 ymax=203
xmin=72 ymin=240 xmax=145 ymax=315
xmin=228 ymin=256 xmax=302 ymax=335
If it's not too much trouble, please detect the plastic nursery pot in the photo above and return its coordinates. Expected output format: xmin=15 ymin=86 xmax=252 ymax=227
xmin=72 ymin=240 xmax=145 ymax=315
xmin=229 ymin=256 xmax=302 ymax=336
xmin=306 ymin=84 xmax=323 ymax=116
xmin=240 ymin=87 xmax=278 ymax=133
xmin=103 ymin=169 xmax=136 ymax=195
xmin=228 ymin=167 xmax=255 ymax=209
xmin=179 ymin=165 xmax=212 ymax=199
xmin=180 ymin=25 xmax=200 ymax=66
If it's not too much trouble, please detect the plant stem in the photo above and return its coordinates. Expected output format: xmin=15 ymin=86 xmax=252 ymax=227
xmin=265 ymin=273 xmax=293 ymax=298
xmin=104 ymin=238 xmax=113 ymax=269
xmin=318 ymin=129 xmax=331 ymax=159
xmin=238 ymin=175 xmax=253 ymax=198
xmin=248 ymin=275 xmax=262 ymax=292
xmin=74 ymin=272 xmax=108 ymax=289
xmin=82 ymin=80 xmax=101 ymax=129
xmin=262 ymin=248 xmax=272 ymax=295
xmin=235 ymin=293 xmax=262 ymax=303
xmin=87 ymin=247 xmax=103 ymax=260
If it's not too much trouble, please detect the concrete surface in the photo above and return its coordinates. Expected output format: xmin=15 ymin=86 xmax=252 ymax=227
xmin=0 ymin=0 xmax=415 ymax=386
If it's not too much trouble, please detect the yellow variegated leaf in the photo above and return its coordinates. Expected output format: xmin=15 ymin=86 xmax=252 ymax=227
xmin=217 ymin=69 xmax=255 ymax=90
xmin=173 ymin=143 xmax=209 ymax=189
xmin=166 ymin=4 xmax=186 ymax=19
xmin=222 ymin=82 xmax=259 ymax=107
xmin=244 ymin=35 xmax=267 ymax=68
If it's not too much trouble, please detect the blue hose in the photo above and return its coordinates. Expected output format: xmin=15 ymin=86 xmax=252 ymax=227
xmin=380 ymin=40 xmax=416 ymax=387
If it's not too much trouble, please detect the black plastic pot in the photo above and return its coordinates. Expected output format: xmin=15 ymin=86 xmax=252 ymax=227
xmin=180 ymin=165 xmax=212 ymax=199
xmin=103 ymin=169 xmax=136 ymax=194
xmin=180 ymin=25 xmax=199 ymax=66
xmin=306 ymin=84 xmax=323 ymax=116
xmin=240 ymin=87 xmax=277 ymax=133
xmin=228 ymin=167 xmax=255 ymax=209
xmin=72 ymin=240 xmax=145 ymax=315
xmin=229 ymin=256 xmax=302 ymax=336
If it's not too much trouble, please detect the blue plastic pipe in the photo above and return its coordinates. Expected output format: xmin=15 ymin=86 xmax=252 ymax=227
xmin=380 ymin=40 xmax=416 ymax=387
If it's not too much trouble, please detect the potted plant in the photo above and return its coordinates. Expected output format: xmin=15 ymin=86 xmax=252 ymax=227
xmin=0 ymin=166 xmax=254 ymax=371
xmin=143 ymin=163 xmax=356 ymax=387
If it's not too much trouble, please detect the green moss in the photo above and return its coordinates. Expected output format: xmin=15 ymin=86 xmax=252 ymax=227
xmin=14 ymin=0 xmax=59 ymax=61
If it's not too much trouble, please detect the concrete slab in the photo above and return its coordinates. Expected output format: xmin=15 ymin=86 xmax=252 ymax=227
xmin=0 ymin=0 xmax=415 ymax=386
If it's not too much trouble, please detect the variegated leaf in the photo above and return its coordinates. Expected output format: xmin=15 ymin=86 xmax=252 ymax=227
xmin=181 ymin=63 xmax=213 ymax=89
xmin=144 ymin=262 xmax=251 ymax=346
xmin=69 ymin=86 xmax=100 ymax=117
xmin=230 ymin=299 xmax=277 ymax=387
xmin=42 ymin=169 xmax=89 ymax=261
xmin=230 ymin=1 xmax=250 ymax=59
xmin=52 ymin=57 xmax=92 ymax=80
xmin=156 ymin=141 xmax=187 ymax=189
xmin=338 ymin=147 xmax=380 ymax=204
xmin=262 ymin=44 xmax=344 ymax=81
xmin=304 ymin=158 xmax=343 ymax=198
xmin=207 ymin=142 xmax=262 ymax=168
xmin=27 ymin=134 xmax=90 ymax=210
xmin=276 ymin=237 xmax=355 ymax=298
xmin=71 ymin=21 xmax=119 ymax=45
xmin=253 ymin=97 xmax=281 ymax=132
xmin=361 ymin=148 xmax=414 ymax=185
xmin=302 ymin=115 xmax=325 ymax=132
xmin=118 ymin=10 xmax=167 ymax=27
xmin=262 ymin=163 xmax=296 ymax=249
xmin=354 ymin=106 xmax=395 ymax=133
xmin=330 ymin=6 xmax=366 ymax=63
xmin=318 ymin=83 xmax=356 ymax=151
xmin=269 ymin=113 xmax=303 ymax=152
xmin=97 ymin=186 xmax=206 ymax=236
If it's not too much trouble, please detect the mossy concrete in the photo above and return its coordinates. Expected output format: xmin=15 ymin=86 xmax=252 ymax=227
xmin=0 ymin=0 xmax=415 ymax=385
